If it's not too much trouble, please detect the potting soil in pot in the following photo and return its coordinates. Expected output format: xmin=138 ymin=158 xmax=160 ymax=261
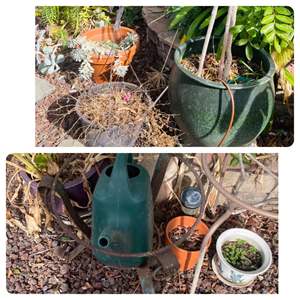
xmin=169 ymin=225 xmax=204 ymax=251
xmin=222 ymin=239 xmax=263 ymax=271
xmin=181 ymin=53 xmax=264 ymax=84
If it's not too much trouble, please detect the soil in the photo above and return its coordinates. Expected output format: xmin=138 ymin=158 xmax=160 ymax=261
xmin=181 ymin=53 xmax=263 ymax=83
xmin=169 ymin=226 xmax=204 ymax=251
xmin=222 ymin=239 xmax=262 ymax=271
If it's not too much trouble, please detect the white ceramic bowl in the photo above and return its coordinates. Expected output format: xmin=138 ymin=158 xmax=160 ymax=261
xmin=216 ymin=228 xmax=273 ymax=285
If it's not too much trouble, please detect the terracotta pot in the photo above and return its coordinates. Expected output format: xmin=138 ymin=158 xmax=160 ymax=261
xmin=165 ymin=215 xmax=211 ymax=271
xmin=81 ymin=26 xmax=139 ymax=83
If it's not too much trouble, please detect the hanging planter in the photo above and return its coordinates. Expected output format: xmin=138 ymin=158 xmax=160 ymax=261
xmin=69 ymin=26 xmax=139 ymax=83
xmin=169 ymin=37 xmax=276 ymax=146
xmin=165 ymin=215 xmax=211 ymax=271
xmin=213 ymin=228 xmax=272 ymax=287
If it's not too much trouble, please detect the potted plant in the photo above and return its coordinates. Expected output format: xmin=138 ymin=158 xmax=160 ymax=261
xmin=69 ymin=7 xmax=139 ymax=83
xmin=165 ymin=215 xmax=211 ymax=271
xmin=8 ymin=154 xmax=110 ymax=208
xmin=214 ymin=228 xmax=272 ymax=286
xmin=169 ymin=6 xmax=293 ymax=146
xmin=75 ymin=82 xmax=177 ymax=147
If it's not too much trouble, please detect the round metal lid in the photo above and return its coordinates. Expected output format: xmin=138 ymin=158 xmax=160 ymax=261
xmin=181 ymin=187 xmax=202 ymax=209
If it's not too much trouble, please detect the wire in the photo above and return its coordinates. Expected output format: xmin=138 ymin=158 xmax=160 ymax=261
xmin=217 ymin=79 xmax=235 ymax=147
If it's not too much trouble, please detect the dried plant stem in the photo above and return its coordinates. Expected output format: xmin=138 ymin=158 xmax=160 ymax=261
xmin=197 ymin=6 xmax=218 ymax=77
xmin=113 ymin=6 xmax=125 ymax=31
xmin=223 ymin=6 xmax=238 ymax=81
xmin=190 ymin=208 xmax=233 ymax=293
xmin=218 ymin=6 xmax=233 ymax=79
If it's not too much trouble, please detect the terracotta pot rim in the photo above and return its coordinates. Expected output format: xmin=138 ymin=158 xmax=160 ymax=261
xmin=81 ymin=26 xmax=138 ymax=63
xmin=165 ymin=215 xmax=211 ymax=254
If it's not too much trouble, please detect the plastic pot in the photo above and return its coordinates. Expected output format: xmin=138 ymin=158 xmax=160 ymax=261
xmin=81 ymin=26 xmax=139 ymax=83
xmin=169 ymin=37 xmax=276 ymax=146
xmin=165 ymin=215 xmax=211 ymax=271
xmin=215 ymin=228 xmax=272 ymax=286
xmin=19 ymin=159 xmax=110 ymax=208
xmin=76 ymin=82 xmax=147 ymax=147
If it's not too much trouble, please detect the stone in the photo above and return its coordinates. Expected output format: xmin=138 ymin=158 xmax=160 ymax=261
xmin=35 ymin=77 xmax=55 ymax=103
xmin=142 ymin=7 xmax=179 ymax=68
xmin=58 ymin=139 xmax=84 ymax=147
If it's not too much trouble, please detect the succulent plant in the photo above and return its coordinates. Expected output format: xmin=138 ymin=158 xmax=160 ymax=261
xmin=68 ymin=31 xmax=138 ymax=80
xmin=38 ymin=45 xmax=65 ymax=75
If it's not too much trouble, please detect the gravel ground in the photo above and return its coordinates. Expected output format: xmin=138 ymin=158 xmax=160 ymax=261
xmin=6 ymin=163 xmax=278 ymax=294
xmin=6 ymin=211 xmax=278 ymax=294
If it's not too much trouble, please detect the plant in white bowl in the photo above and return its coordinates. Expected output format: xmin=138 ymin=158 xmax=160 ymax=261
xmin=214 ymin=228 xmax=273 ymax=287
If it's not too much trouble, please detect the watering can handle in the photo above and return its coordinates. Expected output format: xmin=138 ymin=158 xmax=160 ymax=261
xmin=110 ymin=154 xmax=133 ymax=187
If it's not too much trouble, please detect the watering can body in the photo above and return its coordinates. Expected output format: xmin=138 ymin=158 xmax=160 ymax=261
xmin=92 ymin=154 xmax=153 ymax=268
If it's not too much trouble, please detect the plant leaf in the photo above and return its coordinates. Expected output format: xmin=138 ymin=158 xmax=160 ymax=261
xmin=275 ymin=14 xmax=293 ymax=24
xmin=199 ymin=7 xmax=228 ymax=30
xmin=264 ymin=7 xmax=274 ymax=16
xmin=186 ymin=9 xmax=210 ymax=40
xmin=245 ymin=44 xmax=253 ymax=60
xmin=274 ymin=7 xmax=292 ymax=16
xmin=284 ymin=68 xmax=294 ymax=86
xmin=261 ymin=14 xmax=275 ymax=24
xmin=275 ymin=23 xmax=293 ymax=33
xmin=169 ymin=6 xmax=194 ymax=29
xmin=230 ymin=25 xmax=244 ymax=35
xmin=236 ymin=38 xmax=248 ymax=46
xmin=274 ymin=37 xmax=282 ymax=53
xmin=261 ymin=23 xmax=274 ymax=35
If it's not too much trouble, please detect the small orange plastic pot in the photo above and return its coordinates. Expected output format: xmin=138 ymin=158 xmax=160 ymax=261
xmin=165 ymin=216 xmax=211 ymax=272
xmin=81 ymin=26 xmax=139 ymax=83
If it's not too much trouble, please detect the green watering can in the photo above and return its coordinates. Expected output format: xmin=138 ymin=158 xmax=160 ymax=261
xmin=92 ymin=154 xmax=153 ymax=268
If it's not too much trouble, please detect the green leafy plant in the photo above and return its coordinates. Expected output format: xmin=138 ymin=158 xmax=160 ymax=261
xmin=230 ymin=7 xmax=294 ymax=60
xmin=36 ymin=6 xmax=112 ymax=39
xmin=123 ymin=7 xmax=142 ymax=27
xmin=8 ymin=154 xmax=59 ymax=179
xmin=168 ymin=6 xmax=294 ymax=101
xmin=222 ymin=239 xmax=262 ymax=271
xmin=229 ymin=154 xmax=254 ymax=167
xmin=167 ymin=6 xmax=228 ymax=43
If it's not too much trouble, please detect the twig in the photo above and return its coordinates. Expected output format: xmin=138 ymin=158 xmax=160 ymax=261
xmin=160 ymin=29 xmax=179 ymax=73
xmin=247 ymin=154 xmax=278 ymax=180
xmin=218 ymin=6 xmax=233 ymax=79
xmin=238 ymin=153 xmax=247 ymax=180
xmin=113 ymin=6 xmax=125 ymax=31
xmin=190 ymin=208 xmax=233 ymax=293
xmin=223 ymin=6 xmax=238 ymax=81
xmin=197 ymin=6 xmax=219 ymax=77
xmin=201 ymin=154 xmax=278 ymax=219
